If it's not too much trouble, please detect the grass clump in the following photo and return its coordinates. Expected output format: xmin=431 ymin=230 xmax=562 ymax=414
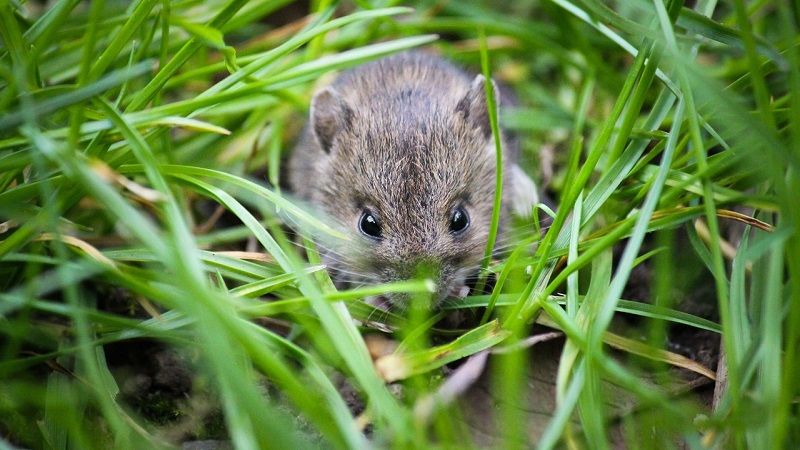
xmin=1 ymin=0 xmax=799 ymax=448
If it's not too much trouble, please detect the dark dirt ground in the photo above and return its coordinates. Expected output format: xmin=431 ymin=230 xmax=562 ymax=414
xmin=98 ymin=240 xmax=720 ymax=448
xmin=103 ymin=325 xmax=716 ymax=448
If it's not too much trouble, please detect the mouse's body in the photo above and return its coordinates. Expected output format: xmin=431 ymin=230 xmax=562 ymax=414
xmin=288 ymin=52 xmax=537 ymax=307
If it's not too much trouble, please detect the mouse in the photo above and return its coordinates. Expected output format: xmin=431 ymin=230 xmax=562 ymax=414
xmin=287 ymin=51 xmax=538 ymax=309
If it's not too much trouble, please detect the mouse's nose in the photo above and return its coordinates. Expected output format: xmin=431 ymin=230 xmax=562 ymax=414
xmin=390 ymin=258 xmax=467 ymax=306
xmin=391 ymin=257 xmax=441 ymax=282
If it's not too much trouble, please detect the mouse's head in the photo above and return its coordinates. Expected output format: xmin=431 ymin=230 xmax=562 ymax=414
xmin=306 ymin=75 xmax=509 ymax=309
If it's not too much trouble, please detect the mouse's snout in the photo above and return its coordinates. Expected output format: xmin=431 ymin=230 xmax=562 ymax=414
xmin=380 ymin=256 xmax=441 ymax=290
xmin=393 ymin=257 xmax=440 ymax=280
xmin=379 ymin=256 xmax=468 ymax=307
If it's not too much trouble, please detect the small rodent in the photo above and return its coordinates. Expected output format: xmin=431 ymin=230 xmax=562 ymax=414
xmin=288 ymin=52 xmax=538 ymax=308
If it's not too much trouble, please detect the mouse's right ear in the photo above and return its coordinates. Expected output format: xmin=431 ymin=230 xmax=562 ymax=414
xmin=455 ymin=75 xmax=500 ymax=139
xmin=311 ymin=87 xmax=353 ymax=153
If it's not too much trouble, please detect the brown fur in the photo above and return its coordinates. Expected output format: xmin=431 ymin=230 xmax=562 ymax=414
xmin=288 ymin=52 xmax=535 ymax=306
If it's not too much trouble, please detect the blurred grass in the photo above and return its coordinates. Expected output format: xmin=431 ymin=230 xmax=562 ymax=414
xmin=1 ymin=0 xmax=799 ymax=448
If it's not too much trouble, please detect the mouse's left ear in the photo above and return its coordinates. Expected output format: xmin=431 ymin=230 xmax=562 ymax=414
xmin=455 ymin=74 xmax=500 ymax=139
xmin=311 ymin=87 xmax=353 ymax=153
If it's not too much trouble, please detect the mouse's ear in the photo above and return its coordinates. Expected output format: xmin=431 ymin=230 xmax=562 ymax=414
xmin=455 ymin=74 xmax=500 ymax=139
xmin=311 ymin=87 xmax=353 ymax=153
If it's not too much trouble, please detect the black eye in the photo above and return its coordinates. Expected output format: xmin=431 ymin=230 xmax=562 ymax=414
xmin=449 ymin=206 xmax=470 ymax=234
xmin=359 ymin=211 xmax=382 ymax=239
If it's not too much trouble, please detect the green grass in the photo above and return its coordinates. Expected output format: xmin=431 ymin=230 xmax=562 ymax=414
xmin=1 ymin=0 xmax=799 ymax=448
